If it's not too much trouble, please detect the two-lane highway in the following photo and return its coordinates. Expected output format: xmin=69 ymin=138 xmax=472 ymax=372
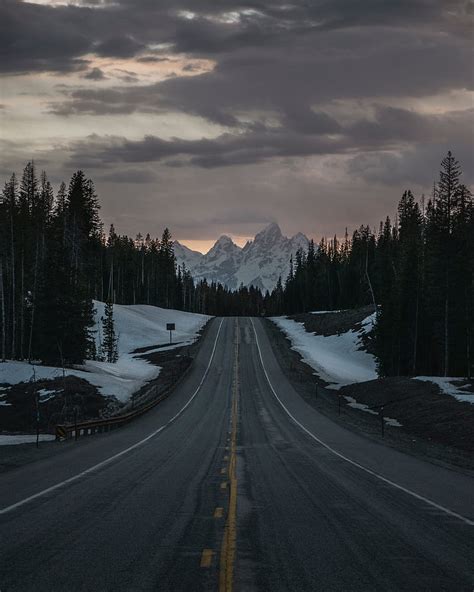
xmin=0 ymin=317 xmax=473 ymax=591
xmin=236 ymin=318 xmax=473 ymax=591
xmin=1 ymin=318 xmax=234 ymax=591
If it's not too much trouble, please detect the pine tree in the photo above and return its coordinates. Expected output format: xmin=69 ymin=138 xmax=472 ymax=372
xmin=101 ymin=301 xmax=118 ymax=363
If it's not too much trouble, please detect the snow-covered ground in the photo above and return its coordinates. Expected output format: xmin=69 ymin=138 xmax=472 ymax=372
xmin=0 ymin=434 xmax=56 ymax=446
xmin=414 ymin=377 xmax=474 ymax=404
xmin=0 ymin=302 xmax=210 ymax=402
xmin=272 ymin=313 xmax=378 ymax=389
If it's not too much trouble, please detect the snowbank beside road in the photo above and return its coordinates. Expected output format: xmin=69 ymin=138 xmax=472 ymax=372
xmin=0 ymin=303 xmax=210 ymax=402
xmin=0 ymin=434 xmax=56 ymax=446
xmin=272 ymin=313 xmax=377 ymax=389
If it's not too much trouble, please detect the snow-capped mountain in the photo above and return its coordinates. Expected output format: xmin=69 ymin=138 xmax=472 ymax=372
xmin=174 ymin=223 xmax=310 ymax=292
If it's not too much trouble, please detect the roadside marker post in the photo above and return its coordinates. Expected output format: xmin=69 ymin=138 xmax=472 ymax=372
xmin=35 ymin=391 xmax=40 ymax=449
xmin=380 ymin=406 xmax=385 ymax=438
xmin=166 ymin=323 xmax=176 ymax=345
xmin=74 ymin=408 xmax=78 ymax=441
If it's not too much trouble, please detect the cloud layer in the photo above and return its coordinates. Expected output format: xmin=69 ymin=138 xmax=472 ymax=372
xmin=1 ymin=0 xmax=472 ymax=241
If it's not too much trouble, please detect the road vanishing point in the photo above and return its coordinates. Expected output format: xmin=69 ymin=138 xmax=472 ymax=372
xmin=0 ymin=318 xmax=473 ymax=591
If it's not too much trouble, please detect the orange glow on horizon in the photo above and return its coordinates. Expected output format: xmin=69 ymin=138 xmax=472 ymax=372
xmin=179 ymin=235 xmax=252 ymax=254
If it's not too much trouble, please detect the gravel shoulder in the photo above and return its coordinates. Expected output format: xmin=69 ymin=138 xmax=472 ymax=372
xmin=263 ymin=316 xmax=474 ymax=473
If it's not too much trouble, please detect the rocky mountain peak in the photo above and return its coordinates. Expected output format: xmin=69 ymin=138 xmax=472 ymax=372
xmin=174 ymin=223 xmax=310 ymax=292
xmin=253 ymin=222 xmax=283 ymax=245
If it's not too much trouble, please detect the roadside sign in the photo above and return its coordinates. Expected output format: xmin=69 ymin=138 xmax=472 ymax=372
xmin=167 ymin=323 xmax=176 ymax=344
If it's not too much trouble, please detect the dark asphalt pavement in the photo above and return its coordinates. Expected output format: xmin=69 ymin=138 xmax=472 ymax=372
xmin=0 ymin=317 xmax=473 ymax=591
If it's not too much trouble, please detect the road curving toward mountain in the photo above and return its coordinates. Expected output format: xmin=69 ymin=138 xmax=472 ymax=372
xmin=0 ymin=317 xmax=473 ymax=591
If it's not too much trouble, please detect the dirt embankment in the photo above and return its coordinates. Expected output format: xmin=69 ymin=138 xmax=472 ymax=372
xmin=264 ymin=312 xmax=474 ymax=472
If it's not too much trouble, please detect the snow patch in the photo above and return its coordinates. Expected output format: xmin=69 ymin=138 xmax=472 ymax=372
xmin=272 ymin=313 xmax=378 ymax=389
xmin=0 ymin=302 xmax=210 ymax=403
xmin=414 ymin=376 xmax=474 ymax=404
xmin=384 ymin=417 xmax=403 ymax=427
xmin=0 ymin=434 xmax=56 ymax=446
xmin=310 ymin=310 xmax=346 ymax=315
xmin=343 ymin=396 xmax=402 ymax=426
xmin=343 ymin=395 xmax=378 ymax=415
xmin=37 ymin=388 xmax=58 ymax=403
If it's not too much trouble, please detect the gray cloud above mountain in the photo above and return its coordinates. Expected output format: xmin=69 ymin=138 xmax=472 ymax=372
xmin=1 ymin=0 xmax=472 ymax=242
xmin=65 ymin=108 xmax=474 ymax=171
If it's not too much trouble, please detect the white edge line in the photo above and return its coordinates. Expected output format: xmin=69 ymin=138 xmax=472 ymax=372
xmin=250 ymin=318 xmax=474 ymax=527
xmin=0 ymin=319 xmax=225 ymax=516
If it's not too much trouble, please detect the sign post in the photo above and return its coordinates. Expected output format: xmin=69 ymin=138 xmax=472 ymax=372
xmin=166 ymin=323 xmax=176 ymax=345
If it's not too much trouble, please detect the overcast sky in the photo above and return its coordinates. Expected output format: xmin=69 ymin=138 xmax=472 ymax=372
xmin=1 ymin=0 xmax=473 ymax=252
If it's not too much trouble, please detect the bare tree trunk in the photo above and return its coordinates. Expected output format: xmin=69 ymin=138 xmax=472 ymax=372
xmin=28 ymin=239 xmax=39 ymax=362
xmin=108 ymin=260 xmax=114 ymax=303
xmin=10 ymin=210 xmax=16 ymax=359
xmin=20 ymin=253 xmax=24 ymax=359
xmin=467 ymin=283 xmax=472 ymax=379
xmin=0 ymin=259 xmax=5 ymax=361
xmin=365 ymin=246 xmax=377 ymax=313
xmin=444 ymin=273 xmax=449 ymax=377
xmin=412 ymin=290 xmax=419 ymax=375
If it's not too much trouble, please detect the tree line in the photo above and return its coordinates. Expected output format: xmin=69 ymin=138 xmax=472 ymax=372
xmin=267 ymin=152 xmax=473 ymax=378
xmin=1 ymin=152 xmax=472 ymax=377
xmin=0 ymin=163 xmax=266 ymax=365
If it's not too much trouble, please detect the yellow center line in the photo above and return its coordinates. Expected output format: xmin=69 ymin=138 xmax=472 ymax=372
xmin=201 ymin=549 xmax=214 ymax=568
xmin=214 ymin=507 xmax=224 ymax=518
xmin=219 ymin=318 xmax=239 ymax=592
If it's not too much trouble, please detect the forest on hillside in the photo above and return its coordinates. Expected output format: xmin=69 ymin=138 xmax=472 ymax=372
xmin=0 ymin=152 xmax=472 ymax=377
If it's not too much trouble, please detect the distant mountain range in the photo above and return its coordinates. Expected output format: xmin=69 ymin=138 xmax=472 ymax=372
xmin=174 ymin=223 xmax=310 ymax=292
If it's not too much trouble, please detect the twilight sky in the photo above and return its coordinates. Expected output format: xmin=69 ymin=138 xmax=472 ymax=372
xmin=1 ymin=0 xmax=473 ymax=252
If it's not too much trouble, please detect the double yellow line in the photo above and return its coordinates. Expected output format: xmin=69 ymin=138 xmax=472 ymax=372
xmin=219 ymin=319 xmax=239 ymax=592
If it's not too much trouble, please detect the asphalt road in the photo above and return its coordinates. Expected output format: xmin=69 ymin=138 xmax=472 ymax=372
xmin=0 ymin=317 xmax=473 ymax=591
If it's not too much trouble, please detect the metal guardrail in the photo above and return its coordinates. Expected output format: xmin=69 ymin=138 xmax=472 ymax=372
xmin=55 ymin=353 xmax=194 ymax=442
xmin=55 ymin=386 xmax=170 ymax=441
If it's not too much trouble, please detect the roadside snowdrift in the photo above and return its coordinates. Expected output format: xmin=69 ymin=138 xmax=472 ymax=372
xmin=272 ymin=313 xmax=377 ymax=389
xmin=0 ymin=303 xmax=210 ymax=402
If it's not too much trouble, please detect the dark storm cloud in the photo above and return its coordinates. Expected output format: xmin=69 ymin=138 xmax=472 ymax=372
xmin=83 ymin=67 xmax=107 ymax=81
xmin=2 ymin=0 xmax=472 ymax=241
xmin=67 ymin=131 xmax=346 ymax=169
xmin=0 ymin=1 xmax=92 ymax=74
xmin=47 ymin=26 xmax=472 ymax=128
xmin=66 ymin=107 xmax=473 ymax=169
xmin=94 ymin=36 xmax=145 ymax=58
xmin=1 ymin=0 xmax=471 ymax=74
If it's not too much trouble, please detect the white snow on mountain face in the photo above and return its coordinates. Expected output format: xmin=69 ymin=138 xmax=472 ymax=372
xmin=174 ymin=223 xmax=310 ymax=293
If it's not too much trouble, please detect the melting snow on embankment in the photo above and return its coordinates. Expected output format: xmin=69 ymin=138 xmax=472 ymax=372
xmin=0 ymin=434 xmax=56 ymax=446
xmin=413 ymin=377 xmax=474 ymax=404
xmin=0 ymin=302 xmax=210 ymax=403
xmin=271 ymin=313 xmax=378 ymax=389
